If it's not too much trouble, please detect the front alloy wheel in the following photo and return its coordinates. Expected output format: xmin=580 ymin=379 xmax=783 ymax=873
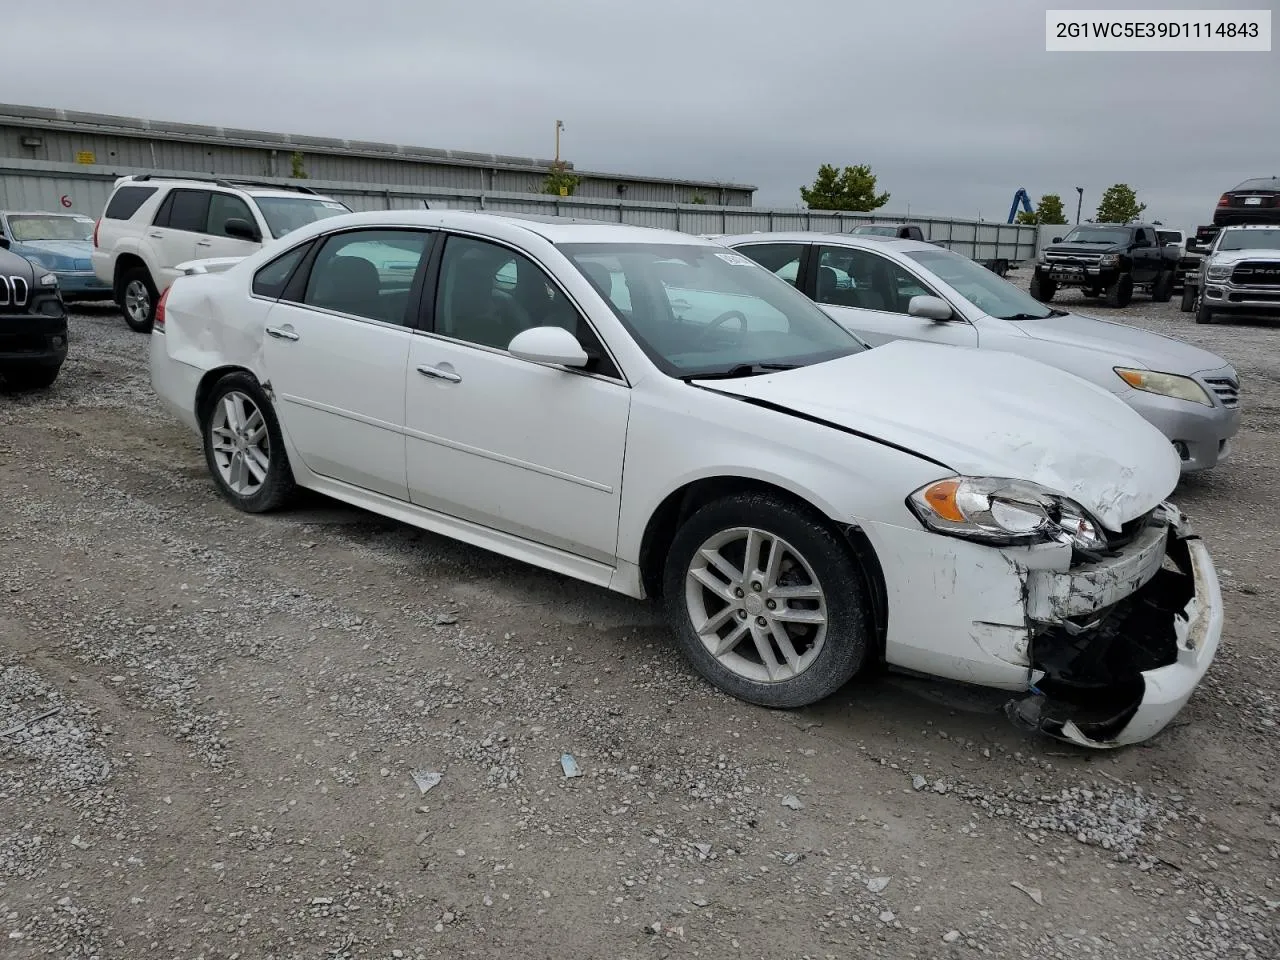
xmin=663 ymin=493 xmax=870 ymax=708
xmin=685 ymin=526 xmax=829 ymax=684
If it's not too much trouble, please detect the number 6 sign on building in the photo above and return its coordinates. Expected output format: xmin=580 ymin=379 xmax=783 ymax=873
xmin=60 ymin=195 xmax=73 ymax=208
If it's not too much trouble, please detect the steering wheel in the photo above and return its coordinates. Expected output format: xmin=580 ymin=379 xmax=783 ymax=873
xmin=692 ymin=309 xmax=748 ymax=347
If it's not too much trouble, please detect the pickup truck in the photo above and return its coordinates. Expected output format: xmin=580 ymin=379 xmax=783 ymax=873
xmin=1181 ymin=224 xmax=1280 ymax=323
xmin=1030 ymin=222 xmax=1179 ymax=307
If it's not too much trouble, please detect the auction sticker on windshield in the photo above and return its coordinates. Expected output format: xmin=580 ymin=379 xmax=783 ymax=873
xmin=1046 ymin=9 xmax=1270 ymax=51
xmin=714 ymin=253 xmax=754 ymax=266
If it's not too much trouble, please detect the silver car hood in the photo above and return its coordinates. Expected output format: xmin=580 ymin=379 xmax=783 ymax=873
xmin=1208 ymin=247 xmax=1280 ymax=266
xmin=695 ymin=340 xmax=1180 ymax=531
xmin=1014 ymin=311 xmax=1233 ymax=375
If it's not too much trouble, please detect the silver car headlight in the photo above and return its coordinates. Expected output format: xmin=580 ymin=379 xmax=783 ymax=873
xmin=1114 ymin=367 xmax=1212 ymax=406
xmin=1205 ymin=263 xmax=1232 ymax=280
xmin=907 ymin=477 xmax=1107 ymax=551
xmin=38 ymin=273 xmax=58 ymax=287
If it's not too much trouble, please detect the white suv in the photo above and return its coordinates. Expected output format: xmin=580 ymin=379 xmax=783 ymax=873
xmin=91 ymin=175 xmax=351 ymax=331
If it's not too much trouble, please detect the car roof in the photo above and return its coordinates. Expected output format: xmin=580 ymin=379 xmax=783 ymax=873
xmin=278 ymin=208 xmax=721 ymax=247
xmin=113 ymin=175 xmax=339 ymax=202
xmin=715 ymin=230 xmax=938 ymax=253
xmin=1230 ymin=177 xmax=1280 ymax=191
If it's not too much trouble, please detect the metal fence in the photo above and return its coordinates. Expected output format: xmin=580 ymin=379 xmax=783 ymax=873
xmin=0 ymin=158 xmax=1040 ymax=263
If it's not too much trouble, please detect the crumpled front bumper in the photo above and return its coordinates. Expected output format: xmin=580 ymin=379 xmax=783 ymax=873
xmin=1007 ymin=504 xmax=1223 ymax=748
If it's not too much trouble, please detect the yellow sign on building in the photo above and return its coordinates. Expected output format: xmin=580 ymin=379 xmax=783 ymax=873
xmin=75 ymin=151 xmax=96 ymax=164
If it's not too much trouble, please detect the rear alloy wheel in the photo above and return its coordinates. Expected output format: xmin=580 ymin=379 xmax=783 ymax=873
xmin=201 ymin=373 xmax=296 ymax=513
xmin=1 ymin=365 xmax=60 ymax=390
xmin=1151 ymin=270 xmax=1175 ymax=303
xmin=1105 ymin=273 xmax=1134 ymax=308
xmin=119 ymin=267 xmax=158 ymax=332
xmin=1029 ymin=275 xmax=1056 ymax=303
xmin=663 ymin=493 xmax=870 ymax=708
xmin=1180 ymin=284 xmax=1197 ymax=313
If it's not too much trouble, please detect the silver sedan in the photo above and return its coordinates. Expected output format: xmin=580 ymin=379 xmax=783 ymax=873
xmin=719 ymin=232 xmax=1240 ymax=472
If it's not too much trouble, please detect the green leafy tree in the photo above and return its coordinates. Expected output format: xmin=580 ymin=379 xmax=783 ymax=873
xmin=1016 ymin=193 xmax=1068 ymax=225
xmin=800 ymin=163 xmax=890 ymax=212
xmin=542 ymin=160 xmax=580 ymax=197
xmin=689 ymin=194 xmax=707 ymax=204
xmin=289 ymin=151 xmax=308 ymax=179
xmin=1094 ymin=183 xmax=1146 ymax=224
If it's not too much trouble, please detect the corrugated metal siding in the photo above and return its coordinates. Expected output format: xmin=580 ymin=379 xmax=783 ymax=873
xmin=0 ymin=159 xmax=1039 ymax=261
xmin=1 ymin=113 xmax=756 ymax=204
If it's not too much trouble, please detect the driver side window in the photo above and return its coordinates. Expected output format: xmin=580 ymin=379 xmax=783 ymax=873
xmin=815 ymin=246 xmax=936 ymax=316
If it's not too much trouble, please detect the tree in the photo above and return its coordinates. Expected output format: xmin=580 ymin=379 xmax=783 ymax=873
xmin=800 ymin=163 xmax=890 ymax=212
xmin=689 ymin=194 xmax=707 ymax=205
xmin=542 ymin=160 xmax=579 ymax=197
xmin=1094 ymin=183 xmax=1146 ymax=224
xmin=1016 ymin=193 xmax=1068 ymax=225
xmin=289 ymin=151 xmax=308 ymax=179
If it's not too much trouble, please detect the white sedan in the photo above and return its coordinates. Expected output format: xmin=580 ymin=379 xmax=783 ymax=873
xmin=149 ymin=210 xmax=1223 ymax=748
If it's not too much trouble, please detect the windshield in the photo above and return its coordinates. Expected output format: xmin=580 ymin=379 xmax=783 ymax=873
xmin=1059 ymin=226 xmax=1131 ymax=245
xmin=6 ymin=214 xmax=94 ymax=242
xmin=852 ymin=225 xmax=897 ymax=236
xmin=558 ymin=242 xmax=865 ymax=378
xmin=255 ymin=196 xmax=350 ymax=238
xmin=906 ymin=248 xmax=1055 ymax=321
xmin=1218 ymin=228 xmax=1280 ymax=251
xmin=1231 ymin=178 xmax=1280 ymax=192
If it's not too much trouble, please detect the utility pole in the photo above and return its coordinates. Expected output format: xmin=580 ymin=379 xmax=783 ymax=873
xmin=555 ymin=120 xmax=564 ymax=163
xmin=1075 ymin=186 xmax=1084 ymax=224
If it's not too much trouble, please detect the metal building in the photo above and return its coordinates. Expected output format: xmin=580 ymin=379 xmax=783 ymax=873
xmin=0 ymin=102 xmax=756 ymax=206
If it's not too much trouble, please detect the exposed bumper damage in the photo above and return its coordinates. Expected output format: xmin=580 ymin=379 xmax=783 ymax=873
xmin=1007 ymin=504 xmax=1223 ymax=749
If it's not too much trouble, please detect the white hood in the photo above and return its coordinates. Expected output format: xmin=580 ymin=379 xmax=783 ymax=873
xmin=1209 ymin=247 xmax=1280 ymax=266
xmin=697 ymin=340 xmax=1180 ymax=531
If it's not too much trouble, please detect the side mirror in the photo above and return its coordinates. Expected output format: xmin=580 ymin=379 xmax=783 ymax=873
xmin=907 ymin=295 xmax=954 ymax=321
xmin=1051 ymin=236 xmax=1063 ymax=244
xmin=224 ymin=218 xmax=262 ymax=243
xmin=507 ymin=326 xmax=589 ymax=368
xmin=0 ymin=236 xmax=9 ymax=249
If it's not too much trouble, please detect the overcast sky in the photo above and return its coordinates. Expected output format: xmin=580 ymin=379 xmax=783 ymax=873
xmin=7 ymin=0 xmax=1278 ymax=231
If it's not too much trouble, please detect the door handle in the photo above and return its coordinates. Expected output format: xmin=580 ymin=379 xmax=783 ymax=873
xmin=417 ymin=364 xmax=461 ymax=383
xmin=265 ymin=326 xmax=299 ymax=341
xmin=196 ymin=240 xmax=213 ymax=247
xmin=148 ymin=232 xmax=164 ymax=239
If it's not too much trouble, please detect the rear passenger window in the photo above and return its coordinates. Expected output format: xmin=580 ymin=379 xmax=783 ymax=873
xmin=104 ymin=186 xmax=157 ymax=220
xmin=300 ymin=229 xmax=432 ymax=325
xmin=164 ymin=190 xmax=212 ymax=233
xmin=734 ymin=243 xmax=805 ymax=287
xmin=252 ymin=243 xmax=312 ymax=299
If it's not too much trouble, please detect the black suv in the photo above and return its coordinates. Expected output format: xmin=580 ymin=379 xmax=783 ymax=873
xmin=0 ymin=238 xmax=68 ymax=389
xmin=1030 ymin=222 xmax=1179 ymax=307
xmin=1213 ymin=177 xmax=1280 ymax=228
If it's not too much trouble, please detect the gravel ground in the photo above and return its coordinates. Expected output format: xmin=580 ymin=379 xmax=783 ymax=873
xmin=1 ymin=286 xmax=1278 ymax=960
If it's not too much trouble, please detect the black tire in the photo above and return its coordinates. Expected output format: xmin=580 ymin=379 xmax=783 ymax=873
xmin=1029 ymin=275 xmax=1056 ymax=303
xmin=1195 ymin=302 xmax=1214 ymax=325
xmin=200 ymin=372 xmax=296 ymax=513
xmin=1 ymin=365 xmax=60 ymax=390
xmin=1151 ymin=270 xmax=1174 ymax=303
xmin=661 ymin=493 xmax=871 ymax=709
xmin=1104 ymin=273 xmax=1134 ymax=308
xmin=118 ymin=265 xmax=158 ymax=333
xmin=1180 ymin=284 xmax=1197 ymax=313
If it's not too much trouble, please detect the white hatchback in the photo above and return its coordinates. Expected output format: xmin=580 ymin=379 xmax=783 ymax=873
xmin=149 ymin=210 xmax=1223 ymax=748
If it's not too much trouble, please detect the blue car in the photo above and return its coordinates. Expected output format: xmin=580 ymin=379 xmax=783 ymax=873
xmin=0 ymin=210 xmax=112 ymax=302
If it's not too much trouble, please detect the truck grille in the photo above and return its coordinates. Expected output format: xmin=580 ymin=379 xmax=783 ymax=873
xmin=1044 ymin=252 xmax=1102 ymax=266
xmin=1230 ymin=261 xmax=1280 ymax=286
xmin=1202 ymin=376 xmax=1239 ymax=408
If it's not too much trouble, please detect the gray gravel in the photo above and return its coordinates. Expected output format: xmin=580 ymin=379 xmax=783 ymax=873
xmin=0 ymin=296 xmax=1277 ymax=958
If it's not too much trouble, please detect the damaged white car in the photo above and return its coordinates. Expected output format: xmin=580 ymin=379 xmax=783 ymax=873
xmin=148 ymin=210 xmax=1223 ymax=748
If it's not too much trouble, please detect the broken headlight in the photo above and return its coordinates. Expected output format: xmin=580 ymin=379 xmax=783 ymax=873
xmin=907 ymin=477 xmax=1107 ymax=551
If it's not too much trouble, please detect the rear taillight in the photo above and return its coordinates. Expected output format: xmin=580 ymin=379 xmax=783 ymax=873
xmin=154 ymin=287 xmax=170 ymax=331
xmin=1217 ymin=194 xmax=1230 ymax=207
xmin=92 ymin=219 xmax=100 ymax=246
